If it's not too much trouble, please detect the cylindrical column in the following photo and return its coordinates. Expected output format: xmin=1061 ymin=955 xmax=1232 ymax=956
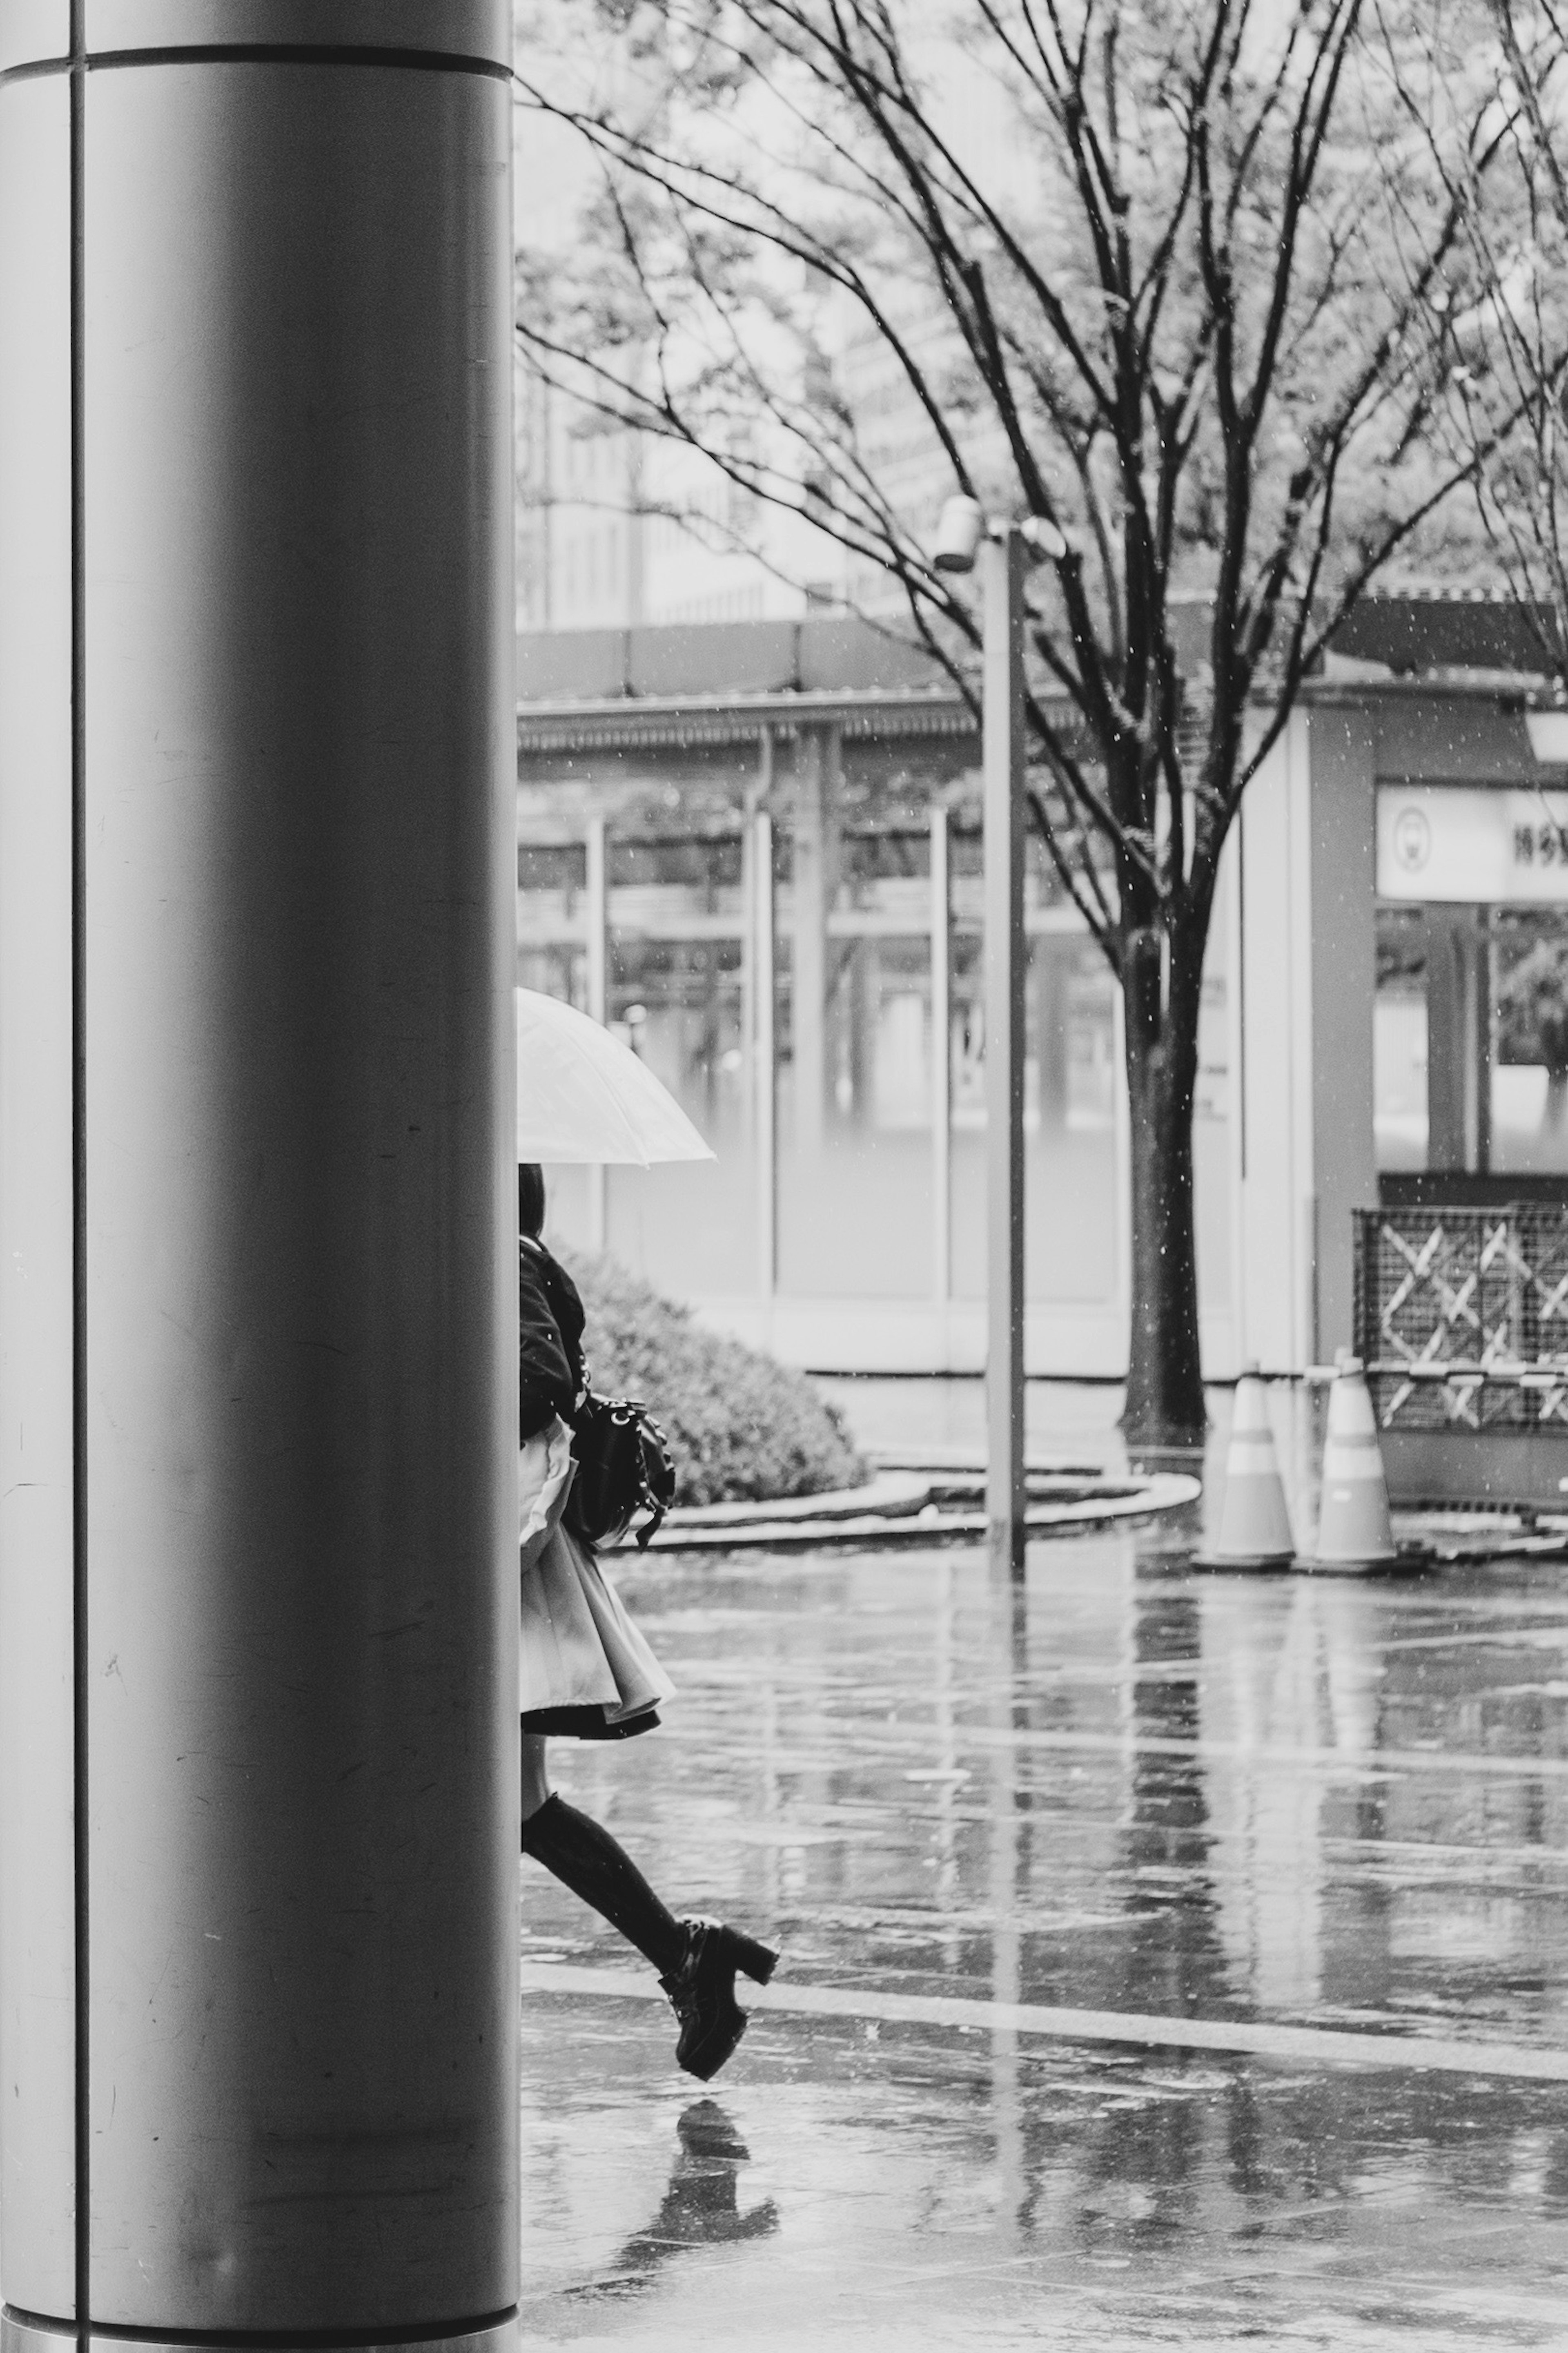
xmin=584 ymin=815 xmax=608 ymax=1251
xmin=930 ymin=805 xmax=951 ymax=1309
xmin=0 ymin=7 xmax=518 ymax=2350
xmin=983 ymin=533 xmax=1027 ymax=1574
xmin=753 ymin=806 xmax=777 ymax=1299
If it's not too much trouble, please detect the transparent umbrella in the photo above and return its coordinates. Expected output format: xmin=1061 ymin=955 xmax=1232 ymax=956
xmin=514 ymin=987 xmax=716 ymax=1166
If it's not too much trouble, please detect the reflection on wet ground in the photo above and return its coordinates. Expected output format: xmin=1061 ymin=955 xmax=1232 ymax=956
xmin=520 ymin=1525 xmax=1568 ymax=2346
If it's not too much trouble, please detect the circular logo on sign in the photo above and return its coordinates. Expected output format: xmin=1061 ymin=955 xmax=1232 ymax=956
xmin=1392 ymin=806 xmax=1431 ymax=874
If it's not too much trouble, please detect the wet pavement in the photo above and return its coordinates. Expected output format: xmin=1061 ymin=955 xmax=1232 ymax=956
xmin=519 ymin=1389 xmax=1568 ymax=2347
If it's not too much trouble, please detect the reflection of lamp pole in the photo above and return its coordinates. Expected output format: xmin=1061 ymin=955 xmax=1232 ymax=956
xmin=935 ymin=497 xmax=1064 ymax=1575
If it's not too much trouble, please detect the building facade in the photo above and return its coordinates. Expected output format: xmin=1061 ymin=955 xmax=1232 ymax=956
xmin=518 ymin=615 xmax=1231 ymax=1378
xmin=518 ymin=604 xmax=1568 ymax=1493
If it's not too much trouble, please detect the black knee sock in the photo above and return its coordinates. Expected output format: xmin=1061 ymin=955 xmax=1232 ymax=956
xmin=521 ymin=1793 xmax=686 ymax=1976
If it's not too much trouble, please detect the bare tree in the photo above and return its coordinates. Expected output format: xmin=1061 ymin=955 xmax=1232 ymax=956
xmin=1396 ymin=0 xmax=1568 ymax=685
xmin=517 ymin=0 xmax=1515 ymax=1443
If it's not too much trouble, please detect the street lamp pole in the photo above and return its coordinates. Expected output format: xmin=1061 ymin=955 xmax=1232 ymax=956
xmin=982 ymin=531 xmax=1027 ymax=1575
xmin=935 ymin=496 xmax=1061 ymax=1578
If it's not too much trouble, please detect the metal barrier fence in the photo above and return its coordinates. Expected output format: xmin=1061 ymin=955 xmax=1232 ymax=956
xmin=1353 ymin=1205 xmax=1568 ymax=1431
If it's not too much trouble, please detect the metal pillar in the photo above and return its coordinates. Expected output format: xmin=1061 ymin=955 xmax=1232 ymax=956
xmin=1424 ymin=906 xmax=1490 ymax=1176
xmin=983 ymin=534 xmax=1027 ymax=1574
xmin=791 ymin=726 xmax=834 ymax=1158
xmin=753 ymin=807 xmax=778 ymax=1299
xmin=930 ymin=805 xmax=952 ymax=1310
xmin=0 ymin=8 xmax=518 ymax=2351
xmin=585 ymin=814 xmax=609 ymax=1249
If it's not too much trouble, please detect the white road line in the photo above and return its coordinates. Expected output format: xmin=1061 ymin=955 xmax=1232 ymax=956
xmin=948 ymin=1726 xmax=1568 ymax=1780
xmin=519 ymin=1963 xmax=1568 ymax=2083
xmin=670 ymin=1715 xmax=1568 ymax=1782
xmin=1380 ymin=1627 xmax=1568 ymax=1650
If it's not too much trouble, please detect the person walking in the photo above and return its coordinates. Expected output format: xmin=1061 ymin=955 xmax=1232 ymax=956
xmin=515 ymin=1162 xmax=778 ymax=2081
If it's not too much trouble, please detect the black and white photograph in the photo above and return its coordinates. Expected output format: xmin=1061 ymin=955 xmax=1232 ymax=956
xmin=2 ymin=1 xmax=1568 ymax=2346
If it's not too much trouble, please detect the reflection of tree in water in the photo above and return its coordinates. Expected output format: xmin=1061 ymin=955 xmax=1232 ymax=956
xmin=1061 ymin=1586 xmax=1234 ymax=2234
xmin=572 ymin=2101 xmax=779 ymax=2304
xmin=1119 ymin=1588 xmax=1233 ymax=2021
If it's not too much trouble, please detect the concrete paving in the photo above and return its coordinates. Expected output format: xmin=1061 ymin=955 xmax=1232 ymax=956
xmin=519 ymin=1488 xmax=1568 ymax=2347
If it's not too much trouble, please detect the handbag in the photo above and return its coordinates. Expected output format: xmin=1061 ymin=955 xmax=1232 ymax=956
xmin=564 ymin=1389 xmax=676 ymax=1550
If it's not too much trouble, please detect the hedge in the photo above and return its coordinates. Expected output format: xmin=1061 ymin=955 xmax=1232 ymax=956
xmin=559 ymin=1248 xmax=867 ymax=1508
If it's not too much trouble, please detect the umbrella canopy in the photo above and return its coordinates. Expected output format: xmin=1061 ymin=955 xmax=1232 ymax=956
xmin=514 ymin=987 xmax=716 ymax=1166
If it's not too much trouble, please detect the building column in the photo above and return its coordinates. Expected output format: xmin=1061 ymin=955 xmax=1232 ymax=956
xmin=746 ymin=725 xmax=778 ymax=1301
xmin=1425 ymin=908 xmax=1490 ymax=1175
xmin=740 ymin=730 xmax=768 ymax=1174
xmin=0 ymin=9 xmax=518 ymax=2350
xmin=931 ymin=807 xmax=952 ymax=1307
xmin=1034 ymin=941 xmax=1069 ymax=1134
xmin=1306 ymin=709 xmax=1378 ymax=1356
xmin=753 ymin=806 xmax=778 ymax=1300
xmin=585 ymin=813 xmax=609 ymax=1249
xmin=791 ymin=724 xmax=838 ymax=1157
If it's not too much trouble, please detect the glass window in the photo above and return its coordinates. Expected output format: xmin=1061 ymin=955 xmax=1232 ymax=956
xmin=517 ymin=842 xmax=588 ymax=963
xmin=776 ymin=935 xmax=936 ymax=1300
xmin=951 ymin=931 xmax=1120 ymax=1304
xmin=607 ymin=833 xmax=745 ymax=930
xmin=604 ymin=844 xmax=756 ymax=1292
xmin=1373 ymin=900 xmax=1568 ymax=1178
xmin=516 ymin=941 xmax=586 ymax=1009
xmin=517 ymin=885 xmax=592 ymax=1251
xmin=1493 ymin=909 xmax=1568 ymax=1174
xmin=518 ymin=810 xmax=1139 ymax=1315
xmin=775 ymin=827 xmax=937 ymax=1298
xmin=1374 ymin=905 xmax=1428 ymax=1172
xmin=517 ymin=834 xmax=757 ymax=1283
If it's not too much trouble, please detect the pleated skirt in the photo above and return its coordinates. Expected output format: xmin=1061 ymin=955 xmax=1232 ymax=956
xmin=519 ymin=1419 xmax=675 ymax=1741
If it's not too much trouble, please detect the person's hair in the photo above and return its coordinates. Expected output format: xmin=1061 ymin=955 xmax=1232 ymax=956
xmin=518 ymin=1162 xmax=546 ymax=1239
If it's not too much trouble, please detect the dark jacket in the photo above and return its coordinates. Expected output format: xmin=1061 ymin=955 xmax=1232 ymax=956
xmin=519 ymin=1234 xmax=587 ymax=1441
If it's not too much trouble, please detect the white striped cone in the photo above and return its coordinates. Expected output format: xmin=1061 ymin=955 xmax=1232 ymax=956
xmin=1311 ymin=1358 xmax=1397 ymax=1568
xmin=1203 ymin=1367 xmax=1295 ymax=1565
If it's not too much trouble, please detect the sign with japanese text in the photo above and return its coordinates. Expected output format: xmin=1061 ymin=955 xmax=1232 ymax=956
xmin=1376 ymin=785 xmax=1568 ymax=903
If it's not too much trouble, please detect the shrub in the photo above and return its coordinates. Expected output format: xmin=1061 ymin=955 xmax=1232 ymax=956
xmin=559 ymin=1248 xmax=867 ymax=1508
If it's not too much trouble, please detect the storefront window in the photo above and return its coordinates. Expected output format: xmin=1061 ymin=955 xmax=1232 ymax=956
xmin=950 ymin=929 xmax=1120 ymax=1305
xmin=1375 ymin=903 xmax=1492 ymax=1176
xmin=517 ymin=841 xmax=589 ymax=955
xmin=1374 ymin=783 xmax=1568 ymax=1183
xmin=605 ymin=840 xmax=755 ymax=1294
xmin=517 ymin=851 xmax=592 ymax=1245
xmin=1374 ymin=905 xmax=1428 ymax=1172
xmin=1493 ymin=910 xmax=1568 ymax=1174
xmin=519 ymin=804 xmax=1149 ymax=1315
xmin=1376 ymin=899 xmax=1568 ymax=1179
xmin=776 ymin=827 xmax=937 ymax=1298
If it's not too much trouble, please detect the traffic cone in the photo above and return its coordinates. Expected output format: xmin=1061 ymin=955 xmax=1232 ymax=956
xmin=1307 ymin=1357 xmax=1398 ymax=1570
xmin=1193 ymin=1366 xmax=1296 ymax=1569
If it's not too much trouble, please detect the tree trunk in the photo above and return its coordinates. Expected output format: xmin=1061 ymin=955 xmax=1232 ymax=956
xmin=1119 ymin=928 xmax=1207 ymax=1450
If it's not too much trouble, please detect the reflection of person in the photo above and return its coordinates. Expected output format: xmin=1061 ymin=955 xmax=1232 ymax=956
xmin=605 ymin=2101 xmax=779 ymax=2284
xmin=515 ymin=1164 xmax=778 ymax=2081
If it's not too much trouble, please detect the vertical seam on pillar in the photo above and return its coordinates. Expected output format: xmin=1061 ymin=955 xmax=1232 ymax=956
xmin=69 ymin=0 xmax=89 ymax=2335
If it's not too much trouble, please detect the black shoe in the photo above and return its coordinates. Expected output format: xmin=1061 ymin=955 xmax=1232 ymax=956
xmin=659 ymin=1918 xmax=780 ymax=2081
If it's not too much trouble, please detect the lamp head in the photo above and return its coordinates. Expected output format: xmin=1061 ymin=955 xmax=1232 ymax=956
xmin=931 ymin=494 xmax=985 ymax=574
xmin=1526 ymin=709 xmax=1568 ymax=764
xmin=1020 ymin=514 xmax=1068 ymax=561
